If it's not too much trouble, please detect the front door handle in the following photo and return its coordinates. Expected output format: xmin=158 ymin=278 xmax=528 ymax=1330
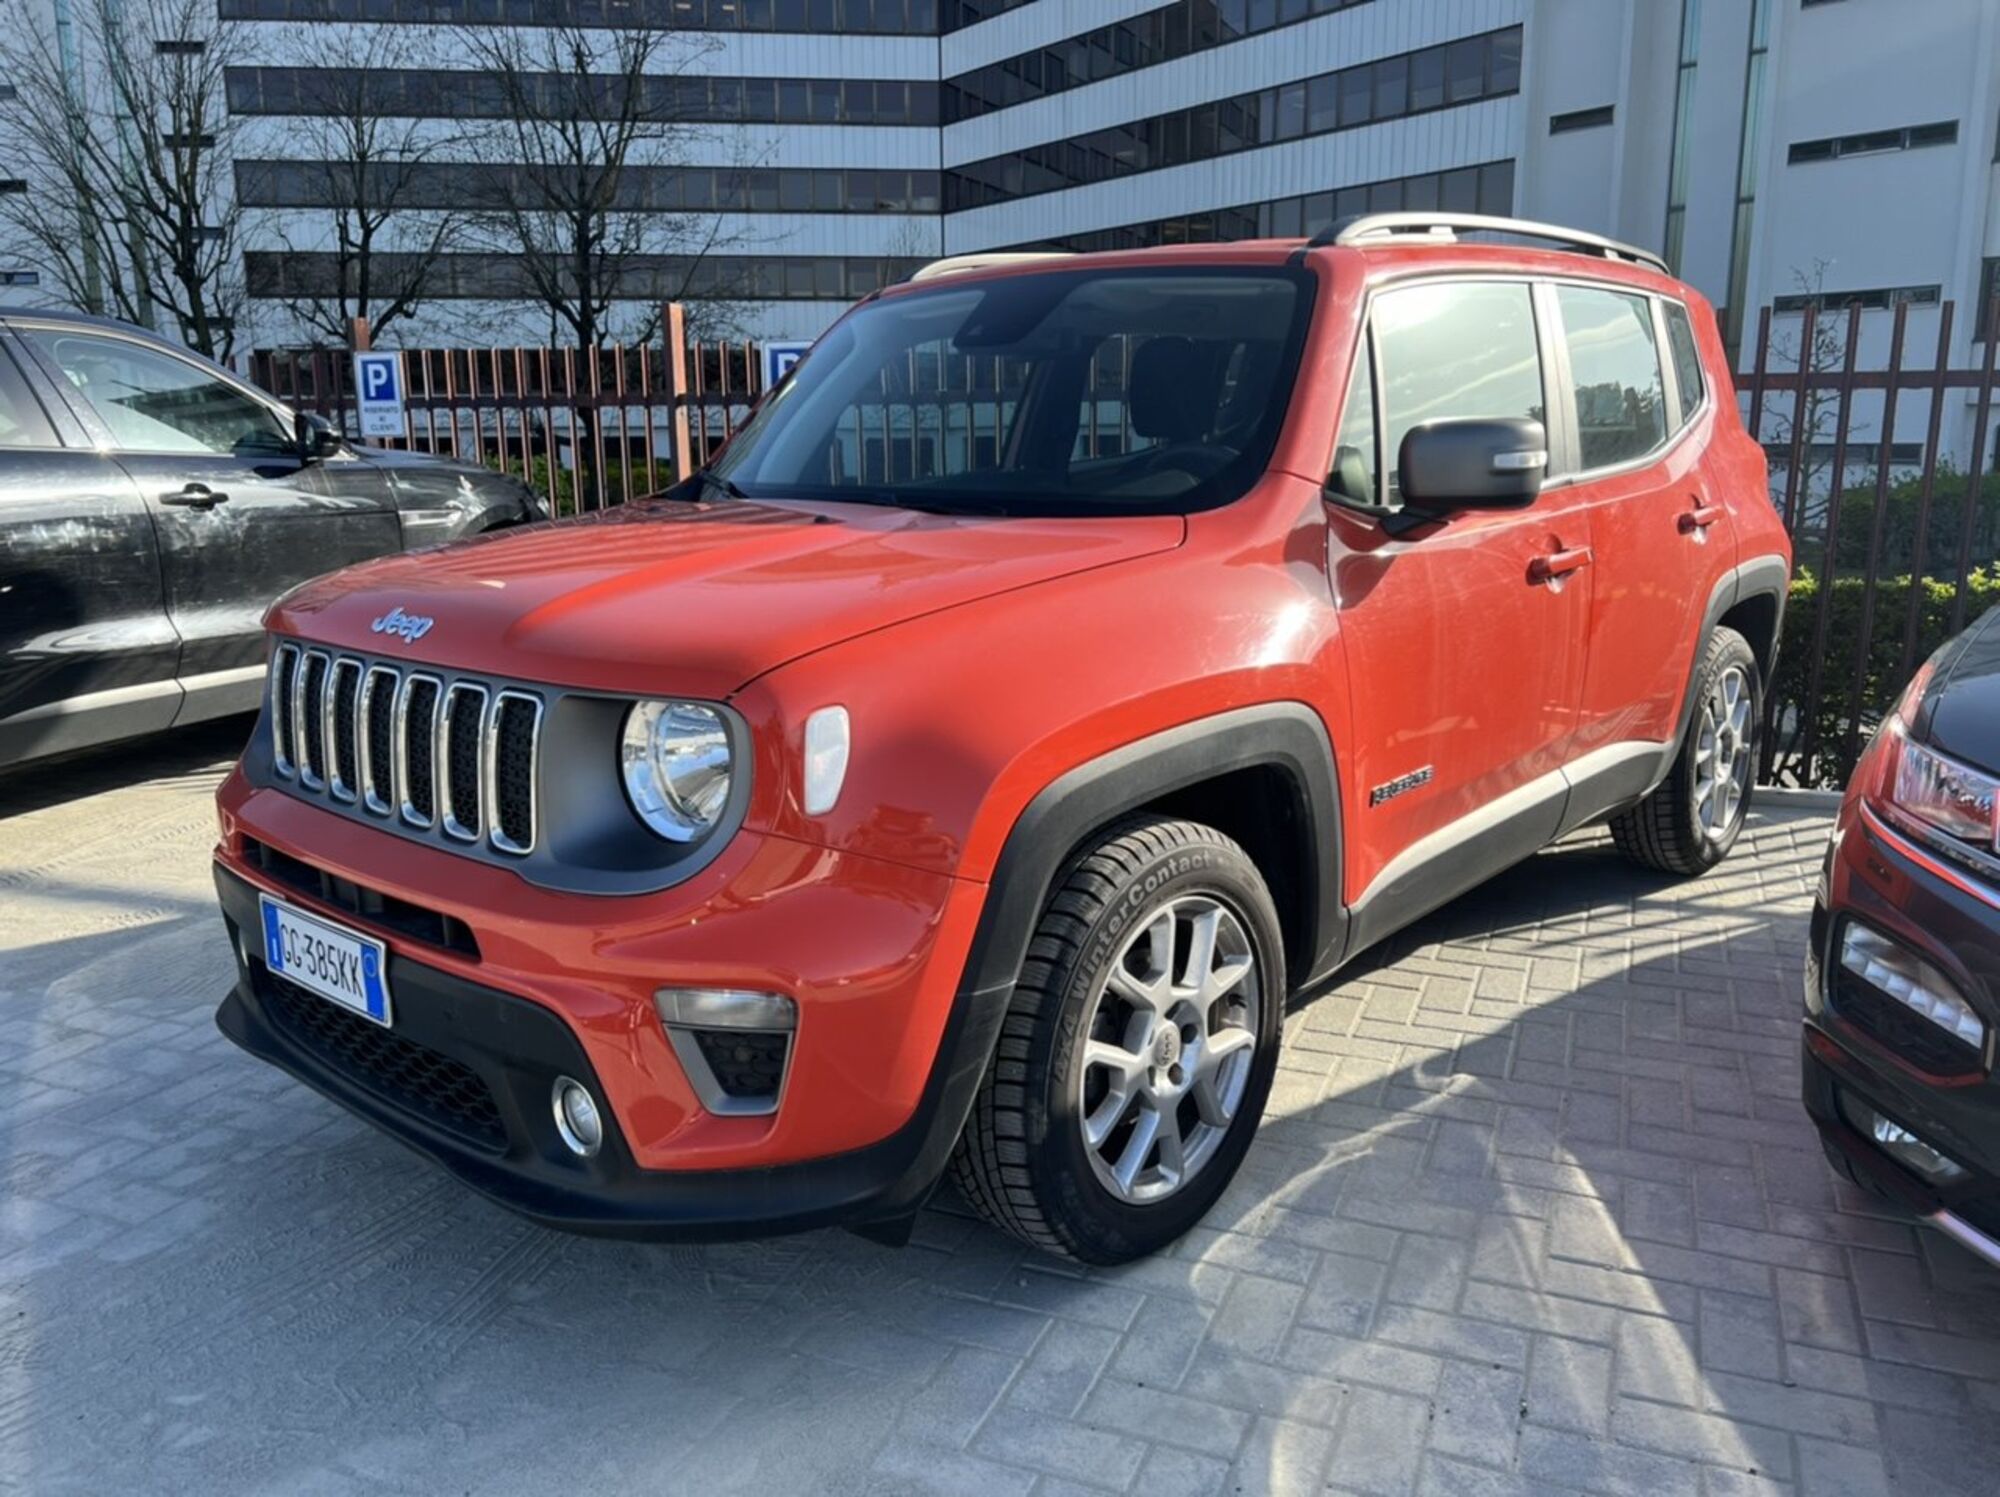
xmin=1529 ymin=547 xmax=1592 ymax=584
xmin=1679 ymin=501 xmax=1724 ymax=533
xmin=161 ymin=483 xmax=230 ymax=509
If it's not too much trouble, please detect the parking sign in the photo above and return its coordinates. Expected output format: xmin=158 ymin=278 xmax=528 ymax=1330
xmin=761 ymin=340 xmax=812 ymax=393
xmin=353 ymin=351 xmax=406 ymax=438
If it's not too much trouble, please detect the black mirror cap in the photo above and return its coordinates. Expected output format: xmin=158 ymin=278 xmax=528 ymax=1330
xmin=296 ymin=410 xmax=342 ymax=459
xmin=1397 ymin=417 xmax=1547 ymax=511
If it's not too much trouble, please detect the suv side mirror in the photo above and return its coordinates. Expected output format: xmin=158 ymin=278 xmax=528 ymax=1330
xmin=1397 ymin=418 xmax=1547 ymax=512
xmin=296 ymin=410 xmax=343 ymax=461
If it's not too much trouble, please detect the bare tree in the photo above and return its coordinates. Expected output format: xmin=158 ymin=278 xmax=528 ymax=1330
xmin=258 ymin=28 xmax=467 ymax=345
xmin=453 ymin=22 xmax=750 ymax=351
xmin=1759 ymin=259 xmax=1853 ymax=524
xmin=0 ymin=0 xmax=244 ymax=358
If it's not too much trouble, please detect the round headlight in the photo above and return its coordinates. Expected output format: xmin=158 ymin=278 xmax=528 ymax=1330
xmin=620 ymin=700 xmax=733 ymax=842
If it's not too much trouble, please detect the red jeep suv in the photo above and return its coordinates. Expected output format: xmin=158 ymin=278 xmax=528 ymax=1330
xmin=211 ymin=214 xmax=1791 ymax=1263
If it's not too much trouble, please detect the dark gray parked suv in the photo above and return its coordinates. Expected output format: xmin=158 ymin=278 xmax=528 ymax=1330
xmin=0 ymin=308 xmax=543 ymax=769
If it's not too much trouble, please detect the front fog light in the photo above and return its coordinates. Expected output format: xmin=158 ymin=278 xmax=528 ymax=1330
xmin=1838 ymin=1091 xmax=1969 ymax=1184
xmin=1839 ymin=922 xmax=1985 ymax=1050
xmin=552 ymin=1076 xmax=603 ymax=1157
xmin=655 ymin=988 xmax=796 ymax=1117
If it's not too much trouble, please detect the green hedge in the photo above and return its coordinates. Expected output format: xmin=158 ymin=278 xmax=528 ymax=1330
xmin=1771 ymin=567 xmax=1999 ymax=786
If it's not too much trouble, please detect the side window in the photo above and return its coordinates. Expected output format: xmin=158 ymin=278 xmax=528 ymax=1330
xmin=0 ymin=345 xmax=56 ymax=448
xmin=1555 ymin=285 xmax=1669 ymax=469
xmin=1663 ymin=300 xmax=1706 ymax=426
xmin=1375 ymin=281 xmax=1543 ymax=504
xmin=1327 ymin=335 xmax=1377 ymax=505
xmin=28 ymin=332 xmax=294 ymax=457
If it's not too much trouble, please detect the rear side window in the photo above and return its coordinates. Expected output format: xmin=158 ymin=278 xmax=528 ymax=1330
xmin=1663 ymin=300 xmax=1706 ymax=423
xmin=1374 ymin=280 xmax=1544 ymax=503
xmin=0 ymin=344 xmax=55 ymax=447
xmin=1555 ymin=285 xmax=1668 ymax=470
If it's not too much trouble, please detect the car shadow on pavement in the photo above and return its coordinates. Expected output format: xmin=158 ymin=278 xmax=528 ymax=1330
xmin=7 ymin=807 xmax=2000 ymax=1495
xmin=0 ymin=714 xmax=253 ymax=821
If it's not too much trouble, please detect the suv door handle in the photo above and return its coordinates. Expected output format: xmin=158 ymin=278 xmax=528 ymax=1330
xmin=1679 ymin=502 xmax=1724 ymax=533
xmin=1529 ymin=547 xmax=1592 ymax=584
xmin=161 ymin=483 xmax=229 ymax=509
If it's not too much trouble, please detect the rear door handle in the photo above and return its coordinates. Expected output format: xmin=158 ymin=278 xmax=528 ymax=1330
xmin=161 ymin=483 xmax=229 ymax=509
xmin=1529 ymin=547 xmax=1592 ymax=584
xmin=1679 ymin=502 xmax=1724 ymax=533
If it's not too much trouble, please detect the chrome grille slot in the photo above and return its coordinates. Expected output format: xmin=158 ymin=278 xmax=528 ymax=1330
xmin=297 ymin=651 xmax=330 ymax=789
xmin=440 ymin=682 xmax=488 ymax=842
xmin=397 ymin=674 xmax=442 ymax=827
xmin=486 ymin=691 xmax=542 ymax=855
xmin=326 ymin=658 xmax=363 ymax=802
xmin=359 ymin=665 xmax=399 ymax=815
xmin=266 ymin=641 xmax=544 ymax=866
xmin=271 ymin=644 xmax=300 ymax=776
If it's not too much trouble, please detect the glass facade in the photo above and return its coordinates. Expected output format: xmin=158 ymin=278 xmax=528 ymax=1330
xmin=946 ymin=26 xmax=1522 ymax=211
xmin=945 ymin=0 xmax=1377 ymax=122
xmin=246 ymin=252 xmax=930 ymax=301
xmin=225 ymin=68 xmax=942 ymax=124
xmin=235 ymin=160 xmax=943 ymax=215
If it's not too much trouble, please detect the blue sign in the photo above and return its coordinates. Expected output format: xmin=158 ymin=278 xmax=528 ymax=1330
xmin=353 ymin=351 xmax=406 ymax=437
xmin=762 ymin=340 xmax=812 ymax=393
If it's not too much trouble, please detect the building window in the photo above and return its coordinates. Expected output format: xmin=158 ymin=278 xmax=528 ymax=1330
xmin=1662 ymin=0 xmax=1700 ymax=273
xmin=0 ymin=83 xmax=17 ymax=102
xmin=0 ymin=270 xmax=39 ymax=286
xmin=0 ymin=181 xmax=25 ymax=195
xmin=945 ymin=0 xmax=1378 ymax=121
xmin=155 ymin=38 xmax=205 ymax=55
xmin=1549 ymin=105 xmax=1614 ymax=134
xmin=1787 ymin=119 xmax=1959 ymax=163
xmin=1008 ymin=161 xmax=1516 ymax=254
xmin=1978 ymin=257 xmax=2000 ymax=341
xmin=1771 ymin=284 xmax=1940 ymax=313
xmin=946 ymin=25 xmax=1522 ymax=211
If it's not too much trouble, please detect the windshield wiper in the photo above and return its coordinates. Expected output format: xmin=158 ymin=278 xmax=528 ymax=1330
xmin=692 ymin=466 xmax=748 ymax=501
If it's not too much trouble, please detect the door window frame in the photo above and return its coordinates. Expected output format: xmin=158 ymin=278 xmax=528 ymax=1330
xmin=1325 ymin=271 xmax=1573 ymax=512
xmin=10 ymin=320 xmax=302 ymax=460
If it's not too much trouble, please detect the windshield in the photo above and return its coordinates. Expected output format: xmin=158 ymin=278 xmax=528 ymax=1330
xmin=711 ymin=266 xmax=1313 ymax=516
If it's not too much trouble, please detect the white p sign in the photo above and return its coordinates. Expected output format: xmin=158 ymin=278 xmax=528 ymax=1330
xmin=353 ymin=351 xmax=406 ymax=439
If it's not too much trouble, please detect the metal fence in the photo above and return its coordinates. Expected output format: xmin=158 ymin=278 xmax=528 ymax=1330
xmin=248 ymin=305 xmax=764 ymax=514
xmin=246 ymin=295 xmax=2000 ymax=792
xmin=1741 ymin=297 xmax=2000 ymax=786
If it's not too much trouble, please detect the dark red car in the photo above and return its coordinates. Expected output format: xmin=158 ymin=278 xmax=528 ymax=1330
xmin=1806 ymin=608 xmax=2000 ymax=1265
xmin=210 ymin=215 xmax=1792 ymax=1262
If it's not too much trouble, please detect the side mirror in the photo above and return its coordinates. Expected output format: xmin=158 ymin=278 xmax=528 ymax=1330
xmin=297 ymin=410 xmax=343 ymax=461
xmin=1397 ymin=418 xmax=1547 ymax=512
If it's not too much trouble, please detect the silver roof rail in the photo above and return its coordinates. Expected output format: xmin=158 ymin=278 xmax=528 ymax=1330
xmin=909 ymin=251 xmax=1074 ymax=283
xmin=1308 ymin=212 xmax=1669 ymax=275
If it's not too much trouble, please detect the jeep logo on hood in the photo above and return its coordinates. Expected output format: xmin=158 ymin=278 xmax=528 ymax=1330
xmin=370 ymin=605 xmax=435 ymax=643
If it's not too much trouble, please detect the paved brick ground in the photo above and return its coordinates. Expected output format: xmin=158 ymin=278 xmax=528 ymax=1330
xmin=4 ymin=724 xmax=1999 ymax=1494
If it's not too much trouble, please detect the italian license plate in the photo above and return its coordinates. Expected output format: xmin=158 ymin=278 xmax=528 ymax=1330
xmin=258 ymin=894 xmax=393 ymax=1027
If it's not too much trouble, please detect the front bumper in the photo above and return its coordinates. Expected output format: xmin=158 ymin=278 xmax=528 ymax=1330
xmin=1801 ymin=800 xmax=2000 ymax=1265
xmin=215 ymin=862 xmax=1008 ymax=1239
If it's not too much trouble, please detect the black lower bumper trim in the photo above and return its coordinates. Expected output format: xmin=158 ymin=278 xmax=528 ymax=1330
xmin=214 ymin=862 xmax=1005 ymax=1241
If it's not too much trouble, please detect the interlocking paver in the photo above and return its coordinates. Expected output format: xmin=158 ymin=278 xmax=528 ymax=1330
xmin=8 ymin=742 xmax=2000 ymax=1493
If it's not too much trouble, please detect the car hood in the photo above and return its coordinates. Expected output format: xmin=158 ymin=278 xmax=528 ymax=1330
xmin=268 ymin=498 xmax=1184 ymax=698
xmin=1922 ymin=606 xmax=2000 ymax=778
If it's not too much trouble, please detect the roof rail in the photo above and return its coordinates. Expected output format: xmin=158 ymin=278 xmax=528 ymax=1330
xmin=1307 ymin=213 xmax=1669 ymax=275
xmin=909 ymin=251 xmax=1074 ymax=283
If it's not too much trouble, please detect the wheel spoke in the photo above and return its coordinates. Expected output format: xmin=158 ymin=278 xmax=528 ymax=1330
xmin=1191 ymin=1027 xmax=1253 ymax=1125
xmin=1113 ymin=1105 xmax=1161 ymax=1192
xmin=1083 ymin=1079 xmax=1137 ymax=1150
xmin=1179 ymin=905 xmax=1220 ymax=998
xmin=1154 ymin=1115 xmax=1186 ymax=1187
xmin=1085 ymin=1039 xmax=1143 ymax=1082
xmin=1203 ymin=953 xmax=1254 ymax=1010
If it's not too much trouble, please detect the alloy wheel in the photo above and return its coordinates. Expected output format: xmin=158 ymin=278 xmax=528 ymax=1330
xmin=1075 ymin=894 xmax=1261 ymax=1205
xmin=1695 ymin=664 xmax=1753 ymax=844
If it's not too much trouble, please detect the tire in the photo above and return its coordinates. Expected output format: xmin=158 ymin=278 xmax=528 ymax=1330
xmin=1609 ymin=625 xmax=1759 ymax=876
xmin=949 ymin=816 xmax=1286 ymax=1264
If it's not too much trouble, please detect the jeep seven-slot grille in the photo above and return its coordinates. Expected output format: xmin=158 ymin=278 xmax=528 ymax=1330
xmin=269 ymin=647 xmax=541 ymax=857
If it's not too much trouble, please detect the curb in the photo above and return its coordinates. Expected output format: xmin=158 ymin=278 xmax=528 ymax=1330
xmin=1756 ymin=786 xmax=1843 ymax=812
